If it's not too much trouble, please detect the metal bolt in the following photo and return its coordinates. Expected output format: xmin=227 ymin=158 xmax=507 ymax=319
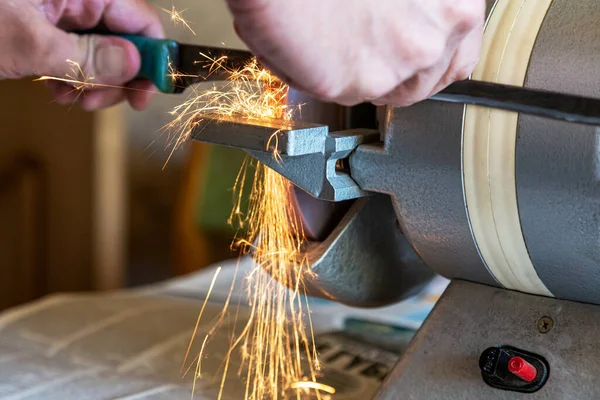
xmin=537 ymin=316 xmax=554 ymax=333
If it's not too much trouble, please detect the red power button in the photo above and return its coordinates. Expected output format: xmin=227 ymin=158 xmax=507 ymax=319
xmin=508 ymin=356 xmax=538 ymax=382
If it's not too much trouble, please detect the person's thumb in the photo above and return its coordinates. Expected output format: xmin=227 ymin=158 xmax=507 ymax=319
xmin=35 ymin=29 xmax=141 ymax=86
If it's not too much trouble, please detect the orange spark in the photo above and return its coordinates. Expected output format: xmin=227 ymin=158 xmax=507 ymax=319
xmin=182 ymin=266 xmax=222 ymax=373
xmin=291 ymin=381 xmax=336 ymax=395
xmin=35 ymin=59 xmax=160 ymax=102
xmin=160 ymin=5 xmax=196 ymax=35
xmin=36 ymin=59 xmax=94 ymax=103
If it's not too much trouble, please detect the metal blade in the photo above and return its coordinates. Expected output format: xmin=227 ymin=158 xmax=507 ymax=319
xmin=174 ymin=44 xmax=254 ymax=92
xmin=432 ymin=80 xmax=600 ymax=126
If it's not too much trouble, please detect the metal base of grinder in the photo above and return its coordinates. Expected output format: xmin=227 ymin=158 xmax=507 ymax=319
xmin=374 ymin=280 xmax=600 ymax=399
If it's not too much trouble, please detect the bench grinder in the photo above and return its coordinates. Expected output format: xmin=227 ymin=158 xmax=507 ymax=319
xmin=193 ymin=0 xmax=600 ymax=398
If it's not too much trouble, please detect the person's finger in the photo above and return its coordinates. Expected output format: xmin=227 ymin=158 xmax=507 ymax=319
xmin=371 ymin=74 xmax=431 ymax=107
xmin=46 ymin=79 xmax=156 ymax=111
xmin=126 ymin=79 xmax=157 ymax=110
xmin=46 ymin=81 xmax=80 ymax=105
xmin=56 ymin=0 xmax=164 ymax=38
xmin=371 ymin=49 xmax=454 ymax=107
xmin=78 ymin=87 xmax=127 ymax=111
xmin=426 ymin=24 xmax=483 ymax=98
xmin=54 ymin=0 xmax=105 ymax=31
xmin=372 ymin=22 xmax=482 ymax=107
xmin=101 ymin=0 xmax=164 ymax=38
xmin=32 ymin=26 xmax=141 ymax=87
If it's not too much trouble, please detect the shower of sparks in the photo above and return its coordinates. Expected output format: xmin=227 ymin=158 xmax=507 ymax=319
xmin=160 ymin=5 xmax=196 ymax=35
xmin=161 ymin=54 xmax=293 ymax=165
xmin=166 ymin=55 xmax=326 ymax=399
xmin=222 ymin=162 xmax=320 ymax=400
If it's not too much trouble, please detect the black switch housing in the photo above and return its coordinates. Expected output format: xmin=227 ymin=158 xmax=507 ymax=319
xmin=479 ymin=345 xmax=550 ymax=393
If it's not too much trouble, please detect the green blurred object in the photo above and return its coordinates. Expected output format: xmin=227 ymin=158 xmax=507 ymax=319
xmin=194 ymin=145 xmax=254 ymax=235
xmin=117 ymin=35 xmax=179 ymax=93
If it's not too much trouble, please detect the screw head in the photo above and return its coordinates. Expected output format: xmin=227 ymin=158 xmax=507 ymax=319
xmin=537 ymin=316 xmax=554 ymax=333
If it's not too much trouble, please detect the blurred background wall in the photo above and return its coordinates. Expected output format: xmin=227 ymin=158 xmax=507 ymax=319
xmin=0 ymin=0 xmax=247 ymax=310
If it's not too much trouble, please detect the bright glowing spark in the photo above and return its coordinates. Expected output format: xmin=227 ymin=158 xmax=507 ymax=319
xmin=182 ymin=266 xmax=222 ymax=374
xmin=167 ymin=59 xmax=199 ymax=84
xmin=35 ymin=76 xmax=155 ymax=93
xmin=168 ymin=54 xmax=324 ymax=399
xmin=64 ymin=59 xmax=92 ymax=91
xmin=36 ymin=59 xmax=160 ymax=100
xmin=191 ymin=335 xmax=210 ymax=399
xmin=290 ymin=381 xmax=336 ymax=394
xmin=36 ymin=59 xmax=94 ymax=103
xmin=160 ymin=5 xmax=196 ymax=35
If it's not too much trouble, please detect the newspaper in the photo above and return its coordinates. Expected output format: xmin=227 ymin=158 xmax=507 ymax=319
xmin=0 ymin=257 xmax=448 ymax=399
xmin=155 ymin=257 xmax=449 ymax=332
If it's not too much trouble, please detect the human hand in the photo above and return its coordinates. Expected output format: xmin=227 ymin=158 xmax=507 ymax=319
xmin=0 ymin=0 xmax=163 ymax=110
xmin=227 ymin=0 xmax=485 ymax=107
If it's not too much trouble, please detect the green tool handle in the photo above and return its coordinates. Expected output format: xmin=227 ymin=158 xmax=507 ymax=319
xmin=75 ymin=30 xmax=181 ymax=94
xmin=117 ymin=34 xmax=180 ymax=94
